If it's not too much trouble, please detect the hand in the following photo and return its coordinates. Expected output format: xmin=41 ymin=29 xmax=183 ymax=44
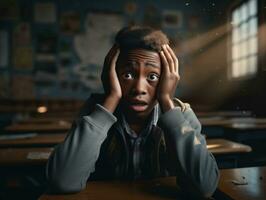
xmin=158 ymin=44 xmax=180 ymax=112
xmin=101 ymin=44 xmax=121 ymax=112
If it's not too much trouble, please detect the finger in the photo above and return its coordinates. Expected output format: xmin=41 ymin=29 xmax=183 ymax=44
xmin=102 ymin=47 xmax=119 ymax=92
xmin=105 ymin=44 xmax=118 ymax=65
xmin=103 ymin=45 xmax=118 ymax=76
xmin=110 ymin=48 xmax=120 ymax=73
xmin=166 ymin=45 xmax=179 ymax=74
xmin=105 ymin=45 xmax=118 ymax=66
xmin=109 ymin=49 xmax=120 ymax=86
xmin=159 ymin=50 xmax=170 ymax=75
xmin=162 ymin=45 xmax=174 ymax=73
xmin=108 ymin=43 xmax=118 ymax=55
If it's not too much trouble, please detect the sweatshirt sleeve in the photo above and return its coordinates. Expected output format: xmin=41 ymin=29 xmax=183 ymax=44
xmin=157 ymin=107 xmax=220 ymax=198
xmin=46 ymin=104 xmax=117 ymax=193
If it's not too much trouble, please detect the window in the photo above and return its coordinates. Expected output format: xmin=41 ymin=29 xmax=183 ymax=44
xmin=230 ymin=0 xmax=258 ymax=79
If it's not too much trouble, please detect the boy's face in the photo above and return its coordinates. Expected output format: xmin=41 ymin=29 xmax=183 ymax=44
xmin=116 ymin=48 xmax=161 ymax=119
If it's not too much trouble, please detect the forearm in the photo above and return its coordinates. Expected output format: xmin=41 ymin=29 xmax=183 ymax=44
xmin=102 ymin=95 xmax=120 ymax=113
xmin=159 ymin=98 xmax=175 ymax=113
xmin=158 ymin=107 xmax=219 ymax=198
xmin=46 ymin=105 xmax=117 ymax=193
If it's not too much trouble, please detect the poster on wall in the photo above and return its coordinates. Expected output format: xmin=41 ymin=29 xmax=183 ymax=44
xmin=0 ymin=30 xmax=8 ymax=67
xmin=74 ymin=12 xmax=124 ymax=90
xmin=14 ymin=22 xmax=31 ymax=46
xmin=34 ymin=2 xmax=56 ymax=23
xmin=60 ymin=11 xmax=80 ymax=35
xmin=35 ymin=31 xmax=58 ymax=78
xmin=11 ymin=75 xmax=35 ymax=99
xmin=14 ymin=47 xmax=33 ymax=70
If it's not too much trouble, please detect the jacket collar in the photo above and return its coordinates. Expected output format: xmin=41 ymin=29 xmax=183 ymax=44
xmin=113 ymin=103 xmax=159 ymax=139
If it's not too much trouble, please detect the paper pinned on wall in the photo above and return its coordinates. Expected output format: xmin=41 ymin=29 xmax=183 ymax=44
xmin=14 ymin=22 xmax=31 ymax=46
xmin=74 ymin=12 xmax=124 ymax=66
xmin=74 ymin=12 xmax=124 ymax=90
xmin=34 ymin=2 xmax=56 ymax=23
xmin=0 ymin=30 xmax=8 ymax=67
xmin=14 ymin=47 xmax=33 ymax=70
xmin=60 ymin=11 xmax=80 ymax=35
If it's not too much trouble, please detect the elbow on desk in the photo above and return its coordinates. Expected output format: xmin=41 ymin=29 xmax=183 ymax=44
xmin=198 ymin=167 xmax=220 ymax=198
xmin=198 ymin=181 xmax=219 ymax=198
xmin=46 ymin=165 xmax=86 ymax=194
xmin=177 ymin=166 xmax=220 ymax=199
xmin=47 ymin=177 xmax=86 ymax=194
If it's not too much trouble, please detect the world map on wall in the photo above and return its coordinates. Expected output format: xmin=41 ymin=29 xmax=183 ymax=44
xmin=74 ymin=13 xmax=124 ymax=91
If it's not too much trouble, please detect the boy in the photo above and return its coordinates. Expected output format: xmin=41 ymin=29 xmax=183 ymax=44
xmin=46 ymin=26 xmax=219 ymax=198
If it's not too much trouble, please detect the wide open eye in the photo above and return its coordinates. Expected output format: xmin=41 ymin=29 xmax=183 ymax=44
xmin=122 ymin=72 xmax=134 ymax=80
xmin=147 ymin=73 xmax=159 ymax=82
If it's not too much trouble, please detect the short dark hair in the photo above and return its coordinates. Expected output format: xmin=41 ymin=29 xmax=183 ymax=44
xmin=115 ymin=26 xmax=169 ymax=53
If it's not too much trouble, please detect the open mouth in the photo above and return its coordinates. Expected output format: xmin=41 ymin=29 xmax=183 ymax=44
xmin=128 ymin=100 xmax=148 ymax=112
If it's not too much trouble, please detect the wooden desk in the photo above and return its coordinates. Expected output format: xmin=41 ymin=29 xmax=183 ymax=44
xmin=39 ymin=177 xmax=183 ymax=200
xmin=223 ymin=119 xmax=266 ymax=168
xmin=33 ymin=112 xmax=77 ymax=119
xmin=0 ymin=133 xmax=66 ymax=147
xmin=197 ymin=112 xmax=253 ymax=127
xmin=217 ymin=166 xmax=266 ymax=200
xmin=199 ymin=117 xmax=266 ymax=128
xmin=0 ymin=147 xmax=52 ymax=166
xmin=0 ymin=136 xmax=250 ymax=171
xmin=17 ymin=117 xmax=72 ymax=124
xmin=199 ymin=117 xmax=230 ymax=126
xmin=224 ymin=123 xmax=266 ymax=130
xmin=222 ymin=118 xmax=266 ymax=130
xmin=196 ymin=111 xmax=252 ymax=118
xmin=4 ymin=121 xmax=71 ymax=133
xmin=206 ymin=138 xmax=252 ymax=155
xmin=0 ymin=133 xmax=250 ymax=155
xmin=0 ymin=132 xmax=250 ymax=155
xmin=199 ymin=117 xmax=266 ymax=140
xmin=38 ymin=167 xmax=266 ymax=200
xmin=0 ymin=99 xmax=83 ymax=113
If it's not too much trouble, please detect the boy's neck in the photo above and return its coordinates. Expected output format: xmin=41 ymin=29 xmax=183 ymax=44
xmin=129 ymin=124 xmax=142 ymax=135
xmin=124 ymin=113 xmax=150 ymax=135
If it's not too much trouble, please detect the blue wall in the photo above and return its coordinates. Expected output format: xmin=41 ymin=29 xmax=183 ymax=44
xmin=0 ymin=0 xmax=225 ymax=100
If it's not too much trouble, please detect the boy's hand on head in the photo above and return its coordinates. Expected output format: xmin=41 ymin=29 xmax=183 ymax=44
xmin=158 ymin=44 xmax=180 ymax=113
xmin=101 ymin=44 xmax=122 ymax=112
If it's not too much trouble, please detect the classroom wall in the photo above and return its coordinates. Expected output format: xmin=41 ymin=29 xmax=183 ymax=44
xmin=0 ymin=0 xmax=205 ymax=99
xmin=0 ymin=0 xmax=266 ymax=115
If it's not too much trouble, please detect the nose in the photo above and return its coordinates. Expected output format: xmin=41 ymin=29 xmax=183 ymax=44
xmin=131 ymin=77 xmax=147 ymax=96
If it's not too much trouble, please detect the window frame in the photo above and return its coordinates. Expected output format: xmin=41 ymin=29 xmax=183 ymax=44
xmin=227 ymin=0 xmax=261 ymax=81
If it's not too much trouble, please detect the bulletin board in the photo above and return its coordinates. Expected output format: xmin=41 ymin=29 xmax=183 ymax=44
xmin=0 ymin=0 xmax=194 ymax=100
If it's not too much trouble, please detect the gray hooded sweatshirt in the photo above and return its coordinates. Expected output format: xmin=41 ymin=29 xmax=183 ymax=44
xmin=46 ymin=94 xmax=219 ymax=198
